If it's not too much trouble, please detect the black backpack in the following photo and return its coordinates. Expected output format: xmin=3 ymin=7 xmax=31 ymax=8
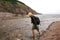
xmin=34 ymin=16 xmax=40 ymax=25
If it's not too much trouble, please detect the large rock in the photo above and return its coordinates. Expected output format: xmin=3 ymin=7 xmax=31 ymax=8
xmin=40 ymin=21 xmax=60 ymax=40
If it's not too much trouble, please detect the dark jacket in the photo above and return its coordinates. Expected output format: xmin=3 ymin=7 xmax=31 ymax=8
xmin=30 ymin=16 xmax=38 ymax=25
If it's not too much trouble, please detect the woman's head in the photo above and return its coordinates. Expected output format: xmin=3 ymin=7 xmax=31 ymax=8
xmin=27 ymin=12 xmax=33 ymax=17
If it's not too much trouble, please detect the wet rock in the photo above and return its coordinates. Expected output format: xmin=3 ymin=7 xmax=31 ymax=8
xmin=40 ymin=21 xmax=60 ymax=40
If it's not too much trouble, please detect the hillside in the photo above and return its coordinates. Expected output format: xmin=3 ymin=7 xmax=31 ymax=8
xmin=0 ymin=0 xmax=37 ymax=16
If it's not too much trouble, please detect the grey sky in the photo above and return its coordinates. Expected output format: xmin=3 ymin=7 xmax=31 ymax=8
xmin=19 ymin=0 xmax=60 ymax=14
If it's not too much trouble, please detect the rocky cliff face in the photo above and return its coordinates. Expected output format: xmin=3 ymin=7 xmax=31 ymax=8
xmin=0 ymin=0 xmax=37 ymax=16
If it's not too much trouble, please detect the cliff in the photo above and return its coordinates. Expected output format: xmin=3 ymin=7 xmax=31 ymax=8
xmin=0 ymin=0 xmax=37 ymax=16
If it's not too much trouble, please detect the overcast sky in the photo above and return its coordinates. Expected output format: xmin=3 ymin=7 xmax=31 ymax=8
xmin=19 ymin=0 xmax=60 ymax=14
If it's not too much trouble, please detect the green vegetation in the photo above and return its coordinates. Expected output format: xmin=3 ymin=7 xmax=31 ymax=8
xmin=0 ymin=0 xmax=18 ymax=4
xmin=0 ymin=0 xmax=37 ymax=16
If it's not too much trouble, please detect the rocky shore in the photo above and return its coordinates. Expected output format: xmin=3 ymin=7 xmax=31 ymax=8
xmin=0 ymin=14 xmax=60 ymax=40
xmin=40 ymin=21 xmax=60 ymax=40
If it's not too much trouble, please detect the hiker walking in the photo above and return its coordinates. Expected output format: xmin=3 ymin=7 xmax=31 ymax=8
xmin=27 ymin=12 xmax=40 ymax=38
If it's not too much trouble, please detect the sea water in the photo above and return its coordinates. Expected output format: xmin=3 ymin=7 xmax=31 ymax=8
xmin=34 ymin=14 xmax=60 ymax=31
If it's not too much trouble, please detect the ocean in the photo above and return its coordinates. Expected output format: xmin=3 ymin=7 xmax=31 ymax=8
xmin=35 ymin=14 xmax=60 ymax=31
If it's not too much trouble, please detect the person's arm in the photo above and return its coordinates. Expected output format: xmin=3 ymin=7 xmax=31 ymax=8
xmin=31 ymin=17 xmax=33 ymax=23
